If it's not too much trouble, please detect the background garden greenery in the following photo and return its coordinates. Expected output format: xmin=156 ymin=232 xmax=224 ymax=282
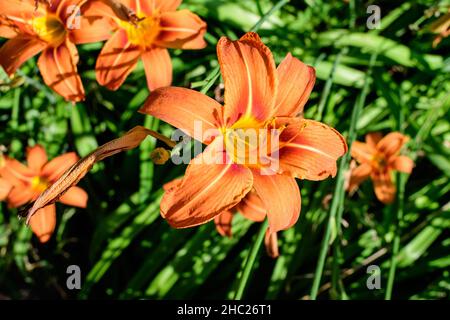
xmin=0 ymin=0 xmax=449 ymax=299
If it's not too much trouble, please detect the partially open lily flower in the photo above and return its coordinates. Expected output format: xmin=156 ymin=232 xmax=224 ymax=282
xmin=349 ymin=132 xmax=414 ymax=204
xmin=0 ymin=145 xmax=88 ymax=243
xmin=0 ymin=0 xmax=114 ymax=102
xmin=92 ymin=0 xmax=207 ymax=91
xmin=141 ymin=32 xmax=347 ymax=236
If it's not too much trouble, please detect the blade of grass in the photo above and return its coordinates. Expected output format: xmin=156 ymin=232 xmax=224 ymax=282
xmin=234 ymin=219 xmax=268 ymax=300
xmin=310 ymin=53 xmax=378 ymax=299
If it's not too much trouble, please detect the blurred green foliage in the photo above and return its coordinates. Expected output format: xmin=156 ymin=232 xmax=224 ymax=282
xmin=0 ymin=0 xmax=449 ymax=300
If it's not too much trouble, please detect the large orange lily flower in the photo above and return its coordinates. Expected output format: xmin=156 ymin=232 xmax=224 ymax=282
xmin=140 ymin=32 xmax=347 ymax=234
xmin=349 ymin=132 xmax=414 ymax=204
xmin=0 ymin=145 xmax=88 ymax=242
xmin=92 ymin=0 xmax=207 ymax=91
xmin=0 ymin=0 xmax=114 ymax=101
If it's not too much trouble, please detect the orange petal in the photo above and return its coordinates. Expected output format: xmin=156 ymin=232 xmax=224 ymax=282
xmin=218 ymin=32 xmax=277 ymax=126
xmin=7 ymin=186 xmax=35 ymax=208
xmin=274 ymin=53 xmax=315 ymax=117
xmin=348 ymin=163 xmax=371 ymax=193
xmin=251 ymin=171 xmax=300 ymax=233
xmin=38 ymin=41 xmax=85 ymax=102
xmin=0 ymin=16 xmax=20 ymax=38
xmin=161 ymin=148 xmax=253 ymax=228
xmin=156 ymin=10 xmax=207 ymax=49
xmin=390 ymin=155 xmax=414 ymax=174
xmin=95 ymin=29 xmax=140 ymax=90
xmin=59 ymin=186 xmax=88 ymax=208
xmin=0 ymin=0 xmax=36 ymax=17
xmin=365 ymin=132 xmax=383 ymax=149
xmin=41 ymin=152 xmax=79 ymax=182
xmin=377 ymin=132 xmax=409 ymax=159
xmin=0 ymin=37 xmax=46 ymax=76
xmin=0 ymin=157 xmax=34 ymax=186
xmin=214 ymin=210 xmax=234 ymax=237
xmin=236 ymin=190 xmax=266 ymax=222
xmin=140 ymin=86 xmax=223 ymax=143
xmin=26 ymin=145 xmax=48 ymax=172
xmin=29 ymin=204 xmax=56 ymax=243
xmin=372 ymin=170 xmax=396 ymax=204
xmin=153 ymin=0 xmax=181 ymax=12
xmin=0 ymin=178 xmax=13 ymax=201
xmin=278 ymin=119 xmax=347 ymax=180
xmin=141 ymin=47 xmax=172 ymax=91
xmin=70 ymin=6 xmax=116 ymax=44
xmin=265 ymin=230 xmax=279 ymax=258
xmin=351 ymin=140 xmax=374 ymax=164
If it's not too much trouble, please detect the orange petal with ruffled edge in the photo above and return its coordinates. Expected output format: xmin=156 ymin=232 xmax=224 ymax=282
xmin=390 ymin=155 xmax=414 ymax=174
xmin=26 ymin=145 xmax=48 ymax=172
xmin=377 ymin=132 xmax=409 ymax=159
xmin=29 ymin=204 xmax=56 ymax=243
xmin=351 ymin=141 xmax=374 ymax=164
xmin=38 ymin=41 xmax=85 ymax=102
xmin=59 ymin=186 xmax=88 ymax=208
xmin=265 ymin=230 xmax=279 ymax=258
xmin=236 ymin=191 xmax=266 ymax=222
xmin=160 ymin=143 xmax=253 ymax=228
xmin=0 ymin=37 xmax=46 ymax=76
xmin=95 ymin=29 xmax=141 ymax=90
xmin=251 ymin=170 xmax=300 ymax=233
xmin=41 ymin=152 xmax=79 ymax=182
xmin=274 ymin=53 xmax=315 ymax=117
xmin=140 ymin=86 xmax=223 ymax=143
xmin=0 ymin=0 xmax=37 ymax=18
xmin=141 ymin=47 xmax=172 ymax=91
xmin=0 ymin=178 xmax=12 ymax=201
xmin=156 ymin=10 xmax=207 ymax=49
xmin=218 ymin=32 xmax=277 ymax=126
xmin=214 ymin=210 xmax=234 ymax=237
xmin=372 ymin=170 xmax=396 ymax=204
xmin=278 ymin=119 xmax=347 ymax=180
xmin=348 ymin=163 xmax=371 ymax=193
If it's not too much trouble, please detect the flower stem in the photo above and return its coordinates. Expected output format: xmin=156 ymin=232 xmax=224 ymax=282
xmin=385 ymin=172 xmax=406 ymax=300
xmin=310 ymin=53 xmax=378 ymax=300
xmin=234 ymin=219 xmax=268 ymax=300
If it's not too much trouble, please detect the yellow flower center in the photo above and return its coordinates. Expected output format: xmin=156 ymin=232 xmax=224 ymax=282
xmin=31 ymin=176 xmax=50 ymax=193
xmin=222 ymin=119 xmax=282 ymax=169
xmin=32 ymin=14 xmax=67 ymax=47
xmin=372 ymin=153 xmax=387 ymax=170
xmin=119 ymin=15 xmax=160 ymax=48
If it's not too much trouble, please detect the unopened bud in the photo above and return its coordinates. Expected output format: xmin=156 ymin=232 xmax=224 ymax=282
xmin=150 ymin=148 xmax=170 ymax=165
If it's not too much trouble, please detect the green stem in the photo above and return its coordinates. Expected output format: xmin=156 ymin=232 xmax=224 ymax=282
xmin=316 ymin=48 xmax=347 ymax=121
xmin=310 ymin=53 xmax=378 ymax=300
xmin=200 ymin=0 xmax=290 ymax=94
xmin=234 ymin=219 xmax=268 ymax=300
xmin=385 ymin=173 xmax=406 ymax=300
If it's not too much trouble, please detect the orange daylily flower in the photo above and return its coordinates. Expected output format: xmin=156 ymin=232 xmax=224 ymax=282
xmin=92 ymin=0 xmax=207 ymax=91
xmin=0 ymin=0 xmax=114 ymax=101
xmin=349 ymin=132 xmax=414 ymax=204
xmin=0 ymin=145 xmax=88 ymax=243
xmin=141 ymin=32 xmax=347 ymax=235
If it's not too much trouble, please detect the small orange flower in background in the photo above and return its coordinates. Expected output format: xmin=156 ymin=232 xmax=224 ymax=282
xmin=0 ymin=145 xmax=88 ymax=243
xmin=141 ymin=32 xmax=347 ymax=239
xmin=92 ymin=0 xmax=207 ymax=91
xmin=349 ymin=132 xmax=414 ymax=204
xmin=0 ymin=0 xmax=114 ymax=102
